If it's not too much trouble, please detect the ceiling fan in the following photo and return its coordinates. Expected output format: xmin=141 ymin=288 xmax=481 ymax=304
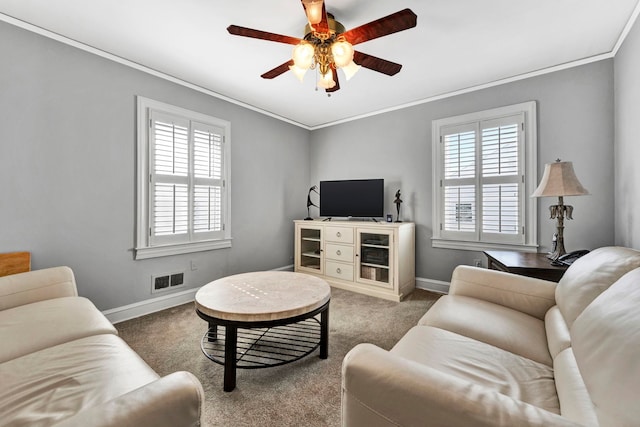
xmin=227 ymin=0 xmax=417 ymax=93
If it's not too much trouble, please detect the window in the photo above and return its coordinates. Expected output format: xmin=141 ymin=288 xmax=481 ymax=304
xmin=432 ymin=101 xmax=538 ymax=251
xmin=136 ymin=97 xmax=231 ymax=259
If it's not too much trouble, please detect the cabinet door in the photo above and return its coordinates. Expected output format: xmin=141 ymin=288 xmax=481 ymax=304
xmin=295 ymin=224 xmax=324 ymax=274
xmin=356 ymin=228 xmax=394 ymax=289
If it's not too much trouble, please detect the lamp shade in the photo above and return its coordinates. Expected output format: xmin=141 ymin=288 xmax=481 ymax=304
xmin=317 ymin=72 xmax=336 ymax=89
xmin=292 ymin=42 xmax=315 ymax=70
xmin=531 ymin=160 xmax=589 ymax=197
xmin=302 ymin=0 xmax=324 ymax=25
xmin=341 ymin=60 xmax=361 ymax=80
xmin=331 ymin=41 xmax=354 ymax=68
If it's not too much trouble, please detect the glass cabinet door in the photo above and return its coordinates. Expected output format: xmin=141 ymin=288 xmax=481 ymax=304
xmin=356 ymin=229 xmax=393 ymax=289
xmin=297 ymin=225 xmax=323 ymax=274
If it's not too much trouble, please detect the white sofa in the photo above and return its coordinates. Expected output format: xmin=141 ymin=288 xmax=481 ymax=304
xmin=0 ymin=266 xmax=204 ymax=427
xmin=342 ymin=246 xmax=640 ymax=426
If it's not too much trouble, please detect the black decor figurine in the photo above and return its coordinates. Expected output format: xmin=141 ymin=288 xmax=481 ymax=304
xmin=394 ymin=190 xmax=403 ymax=222
xmin=305 ymin=185 xmax=319 ymax=220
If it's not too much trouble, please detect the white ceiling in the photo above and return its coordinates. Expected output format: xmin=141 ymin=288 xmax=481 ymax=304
xmin=1 ymin=0 xmax=639 ymax=129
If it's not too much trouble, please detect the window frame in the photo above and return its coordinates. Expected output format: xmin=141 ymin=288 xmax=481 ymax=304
xmin=135 ymin=96 xmax=231 ymax=260
xmin=431 ymin=101 xmax=538 ymax=252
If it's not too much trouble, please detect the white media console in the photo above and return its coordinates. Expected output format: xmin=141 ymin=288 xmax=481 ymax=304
xmin=294 ymin=220 xmax=415 ymax=302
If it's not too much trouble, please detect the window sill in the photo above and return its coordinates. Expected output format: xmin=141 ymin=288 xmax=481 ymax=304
xmin=135 ymin=239 xmax=232 ymax=260
xmin=431 ymin=238 xmax=538 ymax=253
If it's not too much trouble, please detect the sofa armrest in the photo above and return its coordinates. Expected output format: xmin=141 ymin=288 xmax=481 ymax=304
xmin=0 ymin=266 xmax=78 ymax=311
xmin=342 ymin=343 xmax=579 ymax=427
xmin=53 ymin=371 xmax=204 ymax=427
xmin=449 ymin=265 xmax=557 ymax=319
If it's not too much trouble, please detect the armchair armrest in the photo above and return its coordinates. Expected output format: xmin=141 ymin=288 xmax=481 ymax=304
xmin=342 ymin=343 xmax=579 ymax=427
xmin=450 ymin=266 xmax=557 ymax=319
xmin=53 ymin=371 xmax=204 ymax=427
xmin=0 ymin=266 xmax=78 ymax=311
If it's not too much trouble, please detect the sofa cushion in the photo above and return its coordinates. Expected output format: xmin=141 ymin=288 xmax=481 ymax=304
xmin=418 ymin=295 xmax=552 ymax=366
xmin=544 ymin=306 xmax=571 ymax=360
xmin=0 ymin=266 xmax=77 ymax=311
xmin=571 ymin=267 xmax=640 ymax=427
xmin=0 ymin=334 xmax=160 ymax=427
xmin=391 ymin=326 xmax=559 ymax=414
xmin=0 ymin=296 xmax=117 ymax=363
xmin=555 ymin=246 xmax=640 ymax=328
xmin=553 ymin=348 xmax=598 ymax=427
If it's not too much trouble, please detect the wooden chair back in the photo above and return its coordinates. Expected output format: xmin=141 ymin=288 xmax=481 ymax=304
xmin=0 ymin=252 xmax=31 ymax=277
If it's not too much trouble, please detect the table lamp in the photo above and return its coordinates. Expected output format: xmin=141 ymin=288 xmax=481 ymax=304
xmin=531 ymin=159 xmax=589 ymax=260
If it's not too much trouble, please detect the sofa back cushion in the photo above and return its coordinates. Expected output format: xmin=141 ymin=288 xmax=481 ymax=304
xmin=0 ymin=266 xmax=78 ymax=311
xmin=571 ymin=267 xmax=640 ymax=426
xmin=555 ymin=246 xmax=640 ymax=328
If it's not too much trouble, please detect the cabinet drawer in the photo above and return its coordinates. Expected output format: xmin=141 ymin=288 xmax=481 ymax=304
xmin=325 ymin=226 xmax=354 ymax=244
xmin=325 ymin=243 xmax=354 ymax=262
xmin=325 ymin=261 xmax=354 ymax=282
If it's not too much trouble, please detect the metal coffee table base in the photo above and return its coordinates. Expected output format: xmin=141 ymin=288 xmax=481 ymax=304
xmin=197 ymin=301 xmax=329 ymax=391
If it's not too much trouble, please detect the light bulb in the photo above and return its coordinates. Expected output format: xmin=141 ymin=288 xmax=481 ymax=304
xmin=292 ymin=42 xmax=314 ymax=70
xmin=331 ymin=41 xmax=354 ymax=68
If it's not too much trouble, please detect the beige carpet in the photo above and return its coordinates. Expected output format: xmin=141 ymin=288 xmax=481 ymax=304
xmin=117 ymin=287 xmax=440 ymax=427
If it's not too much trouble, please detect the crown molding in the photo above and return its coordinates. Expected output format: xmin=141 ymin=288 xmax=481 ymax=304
xmin=1 ymin=10 xmax=635 ymax=131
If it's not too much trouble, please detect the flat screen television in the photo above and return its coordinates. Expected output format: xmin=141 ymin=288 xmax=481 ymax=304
xmin=319 ymin=179 xmax=384 ymax=218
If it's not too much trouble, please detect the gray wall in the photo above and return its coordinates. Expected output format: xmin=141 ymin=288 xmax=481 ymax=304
xmin=614 ymin=17 xmax=640 ymax=249
xmin=0 ymin=22 xmax=310 ymax=310
xmin=309 ymin=60 xmax=615 ymax=282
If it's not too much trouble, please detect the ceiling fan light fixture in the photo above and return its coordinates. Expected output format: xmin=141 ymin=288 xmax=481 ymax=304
xmin=227 ymin=7 xmax=417 ymax=93
xmin=292 ymin=42 xmax=315 ymax=69
xmin=301 ymin=0 xmax=324 ymax=26
xmin=331 ymin=40 xmax=354 ymax=68
xmin=341 ymin=60 xmax=361 ymax=81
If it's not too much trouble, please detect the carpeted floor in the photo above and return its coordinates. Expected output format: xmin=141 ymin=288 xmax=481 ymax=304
xmin=117 ymin=287 xmax=440 ymax=427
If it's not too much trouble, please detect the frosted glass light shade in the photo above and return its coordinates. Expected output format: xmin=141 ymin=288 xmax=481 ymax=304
xmin=288 ymin=65 xmax=308 ymax=82
xmin=317 ymin=72 xmax=336 ymax=89
xmin=292 ymin=42 xmax=314 ymax=70
xmin=341 ymin=60 xmax=361 ymax=80
xmin=302 ymin=0 xmax=323 ymax=25
xmin=331 ymin=41 xmax=354 ymax=68
xmin=531 ymin=160 xmax=589 ymax=197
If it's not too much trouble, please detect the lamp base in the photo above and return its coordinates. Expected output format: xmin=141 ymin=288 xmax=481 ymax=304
xmin=547 ymin=248 xmax=566 ymax=261
xmin=547 ymin=232 xmax=566 ymax=261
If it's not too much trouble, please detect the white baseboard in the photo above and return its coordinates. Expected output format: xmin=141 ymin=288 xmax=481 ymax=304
xmin=103 ymin=268 xmax=447 ymax=324
xmin=103 ymin=264 xmax=296 ymax=324
xmin=103 ymin=287 xmax=199 ymax=324
xmin=415 ymin=277 xmax=450 ymax=295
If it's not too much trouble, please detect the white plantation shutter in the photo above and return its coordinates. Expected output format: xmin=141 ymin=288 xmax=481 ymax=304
xmin=442 ymin=126 xmax=477 ymax=235
xmin=137 ymin=97 xmax=231 ymax=258
xmin=481 ymin=120 xmax=521 ymax=237
xmin=192 ymin=123 xmax=224 ymax=239
xmin=150 ymin=113 xmax=191 ymax=245
xmin=433 ymin=102 xmax=537 ymax=251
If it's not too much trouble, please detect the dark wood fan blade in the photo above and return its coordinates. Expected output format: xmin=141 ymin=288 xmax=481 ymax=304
xmin=353 ymin=51 xmax=402 ymax=76
xmin=341 ymin=9 xmax=417 ymax=46
xmin=300 ymin=1 xmax=329 ymax=33
xmin=227 ymin=25 xmax=302 ymax=45
xmin=261 ymin=60 xmax=295 ymax=79
xmin=326 ymin=67 xmax=340 ymax=93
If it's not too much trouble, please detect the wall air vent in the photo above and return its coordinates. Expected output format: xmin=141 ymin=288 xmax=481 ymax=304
xmin=152 ymin=272 xmax=185 ymax=293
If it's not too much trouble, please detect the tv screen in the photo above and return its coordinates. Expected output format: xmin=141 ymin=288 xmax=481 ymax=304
xmin=319 ymin=179 xmax=384 ymax=218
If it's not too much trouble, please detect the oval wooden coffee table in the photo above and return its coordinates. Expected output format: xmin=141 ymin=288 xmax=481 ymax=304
xmin=195 ymin=271 xmax=331 ymax=391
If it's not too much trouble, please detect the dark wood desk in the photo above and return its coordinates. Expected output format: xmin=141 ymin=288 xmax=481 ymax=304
xmin=484 ymin=250 xmax=568 ymax=282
